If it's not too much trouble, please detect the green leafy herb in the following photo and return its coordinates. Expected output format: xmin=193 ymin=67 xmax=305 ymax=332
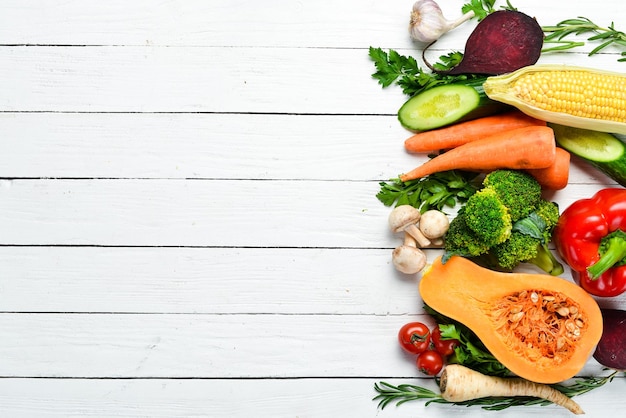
xmin=376 ymin=170 xmax=480 ymax=212
xmin=439 ymin=323 xmax=509 ymax=376
xmin=373 ymin=381 xmax=446 ymax=409
xmin=430 ymin=51 xmax=465 ymax=72
xmin=542 ymin=17 xmax=626 ymax=62
xmin=461 ymin=0 xmax=517 ymax=20
xmin=373 ymin=371 xmax=620 ymax=411
xmin=425 ymin=304 xmax=509 ymax=376
xmin=461 ymin=0 xmax=497 ymax=21
xmin=368 ymin=47 xmax=480 ymax=97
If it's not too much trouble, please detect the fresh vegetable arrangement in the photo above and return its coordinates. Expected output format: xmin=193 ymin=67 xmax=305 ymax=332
xmin=370 ymin=0 xmax=626 ymax=413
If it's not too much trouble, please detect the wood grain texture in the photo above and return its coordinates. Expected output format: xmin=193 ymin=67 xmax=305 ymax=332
xmin=0 ymin=246 xmax=423 ymax=314
xmin=0 ymin=179 xmax=613 ymax=247
xmin=0 ymin=0 xmax=618 ymax=49
xmin=0 ymin=377 xmax=622 ymax=418
xmin=0 ymin=112 xmax=616 ymax=183
xmin=0 ymin=46 xmax=621 ymax=114
xmin=0 ymin=313 xmax=614 ymax=379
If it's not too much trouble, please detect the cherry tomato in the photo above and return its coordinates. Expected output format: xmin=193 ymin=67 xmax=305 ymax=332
xmin=398 ymin=322 xmax=431 ymax=355
xmin=431 ymin=326 xmax=460 ymax=357
xmin=416 ymin=350 xmax=444 ymax=376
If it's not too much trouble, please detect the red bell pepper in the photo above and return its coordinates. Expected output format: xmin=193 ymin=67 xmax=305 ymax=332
xmin=554 ymin=188 xmax=626 ymax=297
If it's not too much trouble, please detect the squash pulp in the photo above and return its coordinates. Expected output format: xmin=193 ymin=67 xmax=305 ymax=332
xmin=419 ymin=256 xmax=603 ymax=384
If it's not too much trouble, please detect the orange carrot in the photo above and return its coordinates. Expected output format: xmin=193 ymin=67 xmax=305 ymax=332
xmin=399 ymin=126 xmax=556 ymax=182
xmin=525 ymin=147 xmax=571 ymax=190
xmin=404 ymin=111 xmax=546 ymax=153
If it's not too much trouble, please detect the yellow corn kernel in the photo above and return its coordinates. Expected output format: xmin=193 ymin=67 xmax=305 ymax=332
xmin=483 ymin=65 xmax=626 ymax=134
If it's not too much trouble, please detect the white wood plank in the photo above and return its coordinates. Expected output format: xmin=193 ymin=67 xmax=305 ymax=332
xmin=0 ymin=313 xmax=614 ymax=379
xmin=1 ymin=246 xmax=623 ymax=314
xmin=0 ymin=46 xmax=622 ymax=114
xmin=0 ymin=112 xmax=421 ymax=181
xmin=0 ymin=377 xmax=623 ymax=418
xmin=0 ymin=179 xmax=385 ymax=247
xmin=0 ymin=378 xmax=626 ymax=418
xmin=0 ymin=179 xmax=610 ymax=247
xmin=0 ymin=112 xmax=617 ymax=185
xmin=0 ymin=313 xmax=430 ymax=378
xmin=0 ymin=0 xmax=619 ymax=50
xmin=0 ymin=247 xmax=422 ymax=315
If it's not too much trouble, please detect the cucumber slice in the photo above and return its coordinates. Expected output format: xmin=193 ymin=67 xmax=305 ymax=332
xmin=397 ymin=80 xmax=508 ymax=132
xmin=551 ymin=123 xmax=626 ymax=186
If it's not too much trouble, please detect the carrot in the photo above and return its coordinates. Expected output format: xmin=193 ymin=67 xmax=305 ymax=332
xmin=399 ymin=126 xmax=556 ymax=182
xmin=525 ymin=147 xmax=571 ymax=190
xmin=440 ymin=364 xmax=584 ymax=414
xmin=404 ymin=111 xmax=546 ymax=153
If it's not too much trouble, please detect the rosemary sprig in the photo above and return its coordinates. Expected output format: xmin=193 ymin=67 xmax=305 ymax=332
xmin=373 ymin=381 xmax=446 ymax=409
xmin=542 ymin=17 xmax=626 ymax=62
xmin=373 ymin=371 xmax=620 ymax=411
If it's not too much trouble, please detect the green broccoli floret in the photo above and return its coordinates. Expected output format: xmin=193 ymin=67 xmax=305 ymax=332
xmin=443 ymin=208 xmax=490 ymax=261
xmin=533 ymin=199 xmax=560 ymax=230
xmin=482 ymin=170 xmax=542 ymax=221
xmin=490 ymin=231 xmax=540 ymax=271
xmin=442 ymin=169 xmax=563 ymax=274
xmin=489 ymin=201 xmax=564 ymax=275
xmin=513 ymin=199 xmax=560 ymax=243
xmin=463 ymin=188 xmax=512 ymax=247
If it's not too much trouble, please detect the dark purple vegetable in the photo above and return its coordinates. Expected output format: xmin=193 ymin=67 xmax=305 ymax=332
xmin=439 ymin=10 xmax=544 ymax=76
xmin=593 ymin=308 xmax=626 ymax=370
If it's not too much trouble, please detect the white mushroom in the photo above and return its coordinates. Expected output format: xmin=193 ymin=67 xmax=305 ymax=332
xmin=419 ymin=209 xmax=450 ymax=240
xmin=388 ymin=205 xmax=431 ymax=247
xmin=392 ymin=234 xmax=427 ymax=274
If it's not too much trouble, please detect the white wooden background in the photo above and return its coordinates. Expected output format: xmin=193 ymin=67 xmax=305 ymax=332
xmin=0 ymin=0 xmax=624 ymax=417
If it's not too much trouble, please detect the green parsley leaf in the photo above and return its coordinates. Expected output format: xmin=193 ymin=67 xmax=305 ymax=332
xmin=376 ymin=170 xmax=480 ymax=212
xmin=368 ymin=47 xmax=485 ymax=97
xmin=369 ymin=47 xmax=421 ymax=91
xmin=427 ymin=305 xmax=509 ymax=376
xmin=461 ymin=0 xmax=496 ymax=21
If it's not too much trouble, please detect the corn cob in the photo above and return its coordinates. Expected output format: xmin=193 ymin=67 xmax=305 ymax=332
xmin=483 ymin=64 xmax=626 ymax=134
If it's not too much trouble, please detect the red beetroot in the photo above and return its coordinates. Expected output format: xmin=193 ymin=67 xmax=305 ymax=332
xmin=593 ymin=309 xmax=626 ymax=370
xmin=440 ymin=10 xmax=544 ymax=76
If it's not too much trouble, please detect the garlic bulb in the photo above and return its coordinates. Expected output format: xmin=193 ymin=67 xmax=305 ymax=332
xmin=409 ymin=0 xmax=475 ymax=43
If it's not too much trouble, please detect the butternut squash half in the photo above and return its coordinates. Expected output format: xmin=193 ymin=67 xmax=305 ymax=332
xmin=419 ymin=256 xmax=602 ymax=384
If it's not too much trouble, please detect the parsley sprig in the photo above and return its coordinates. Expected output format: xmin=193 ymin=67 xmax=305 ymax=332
xmin=376 ymin=170 xmax=480 ymax=212
xmin=369 ymin=47 xmax=478 ymax=97
xmin=425 ymin=304 xmax=509 ymax=376
xmin=461 ymin=0 xmax=497 ymax=21
xmin=462 ymin=0 xmax=517 ymax=21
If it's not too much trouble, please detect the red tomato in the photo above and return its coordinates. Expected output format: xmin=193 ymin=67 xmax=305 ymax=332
xmin=431 ymin=326 xmax=460 ymax=357
xmin=398 ymin=322 xmax=431 ymax=355
xmin=416 ymin=350 xmax=444 ymax=376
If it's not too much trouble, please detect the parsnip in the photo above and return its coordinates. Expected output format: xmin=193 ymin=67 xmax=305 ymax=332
xmin=440 ymin=365 xmax=584 ymax=415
